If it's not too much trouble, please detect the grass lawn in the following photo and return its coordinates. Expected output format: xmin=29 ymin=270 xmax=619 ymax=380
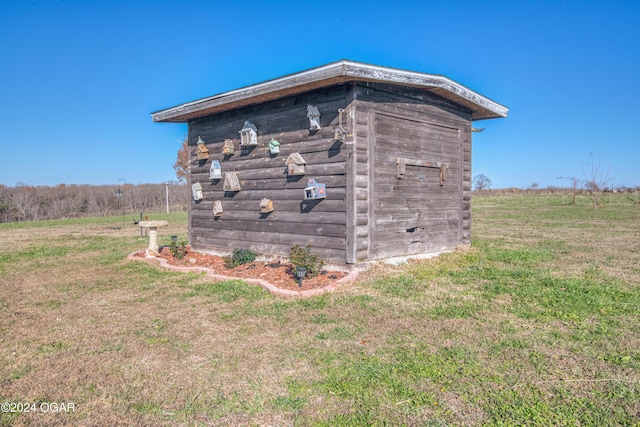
xmin=1 ymin=195 xmax=639 ymax=426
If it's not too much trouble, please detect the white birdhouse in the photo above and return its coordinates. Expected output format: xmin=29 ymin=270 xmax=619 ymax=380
xmin=239 ymin=121 xmax=258 ymax=146
xmin=191 ymin=182 xmax=203 ymax=201
xmin=307 ymin=104 xmax=321 ymax=131
xmin=210 ymin=160 xmax=222 ymax=180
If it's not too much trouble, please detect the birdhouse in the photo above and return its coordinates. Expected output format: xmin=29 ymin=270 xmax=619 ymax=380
xmin=223 ymin=171 xmax=241 ymax=192
xmin=222 ymin=139 xmax=235 ymax=155
xmin=307 ymin=104 xmax=321 ymax=131
xmin=286 ymin=152 xmax=306 ymax=176
xmin=304 ymin=178 xmax=326 ymax=200
xmin=239 ymin=121 xmax=258 ymax=146
xmin=196 ymin=136 xmax=209 ymax=160
xmin=210 ymin=160 xmax=222 ymax=180
xmin=191 ymin=182 xmax=203 ymax=201
xmin=259 ymin=198 xmax=274 ymax=213
xmin=334 ymin=126 xmax=347 ymax=141
xmin=268 ymin=138 xmax=280 ymax=155
xmin=213 ymin=200 xmax=223 ymax=217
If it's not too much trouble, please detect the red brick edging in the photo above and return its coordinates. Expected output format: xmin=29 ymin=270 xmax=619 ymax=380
xmin=126 ymin=251 xmax=358 ymax=298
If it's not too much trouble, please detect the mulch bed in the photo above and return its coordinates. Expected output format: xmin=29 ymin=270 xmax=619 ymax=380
xmin=136 ymin=246 xmax=349 ymax=292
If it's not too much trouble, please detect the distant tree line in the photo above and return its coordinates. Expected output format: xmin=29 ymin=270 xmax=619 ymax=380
xmin=475 ymin=186 xmax=639 ymax=197
xmin=0 ymin=182 xmax=189 ymax=223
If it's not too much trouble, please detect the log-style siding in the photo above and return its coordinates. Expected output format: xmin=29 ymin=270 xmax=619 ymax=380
xmin=188 ymin=85 xmax=351 ymax=263
xmin=184 ymin=80 xmax=475 ymax=268
xmin=353 ymin=82 xmax=472 ymax=260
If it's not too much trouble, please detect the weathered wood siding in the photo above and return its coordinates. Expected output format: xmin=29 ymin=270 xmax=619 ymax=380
xmin=353 ymin=82 xmax=473 ymax=260
xmin=186 ymin=80 xmax=473 ymax=266
xmin=187 ymin=85 xmax=351 ymax=263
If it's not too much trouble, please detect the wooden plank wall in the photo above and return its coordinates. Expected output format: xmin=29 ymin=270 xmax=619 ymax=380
xmin=187 ymin=85 xmax=350 ymax=263
xmin=461 ymin=117 xmax=472 ymax=245
xmin=352 ymin=101 xmax=372 ymax=263
xmin=353 ymin=82 xmax=473 ymax=260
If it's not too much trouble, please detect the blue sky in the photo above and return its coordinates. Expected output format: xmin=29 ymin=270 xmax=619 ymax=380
xmin=1 ymin=0 xmax=638 ymax=189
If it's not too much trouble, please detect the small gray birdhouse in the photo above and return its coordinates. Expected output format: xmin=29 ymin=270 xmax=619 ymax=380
xmin=307 ymin=104 xmax=321 ymax=130
xmin=213 ymin=200 xmax=223 ymax=217
xmin=223 ymin=171 xmax=241 ymax=192
xmin=334 ymin=108 xmax=347 ymax=140
xmin=286 ymin=152 xmax=306 ymax=176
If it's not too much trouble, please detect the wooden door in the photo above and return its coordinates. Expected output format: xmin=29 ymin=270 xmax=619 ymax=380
xmin=371 ymin=112 xmax=462 ymax=260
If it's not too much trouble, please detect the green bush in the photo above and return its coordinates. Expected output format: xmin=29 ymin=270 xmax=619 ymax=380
xmin=223 ymin=248 xmax=257 ymax=269
xmin=169 ymin=240 xmax=188 ymax=260
xmin=290 ymin=244 xmax=324 ymax=278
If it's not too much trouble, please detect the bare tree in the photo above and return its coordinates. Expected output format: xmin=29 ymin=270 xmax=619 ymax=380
xmin=582 ymin=153 xmax=612 ymax=207
xmin=473 ymin=174 xmax=492 ymax=191
xmin=174 ymin=135 xmax=189 ymax=183
xmin=0 ymin=184 xmax=14 ymax=222
xmin=9 ymin=184 xmax=42 ymax=221
xmin=0 ymin=183 xmax=189 ymax=223
xmin=556 ymin=176 xmax=580 ymax=204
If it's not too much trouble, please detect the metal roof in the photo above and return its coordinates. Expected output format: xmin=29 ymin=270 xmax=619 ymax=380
xmin=151 ymin=60 xmax=508 ymax=123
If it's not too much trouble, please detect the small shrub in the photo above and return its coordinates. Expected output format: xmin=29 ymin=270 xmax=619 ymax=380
xmin=169 ymin=240 xmax=188 ymax=260
xmin=290 ymin=244 xmax=324 ymax=278
xmin=223 ymin=248 xmax=257 ymax=269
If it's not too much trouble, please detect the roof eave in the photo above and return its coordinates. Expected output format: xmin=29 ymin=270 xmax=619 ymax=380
xmin=151 ymin=60 xmax=508 ymax=123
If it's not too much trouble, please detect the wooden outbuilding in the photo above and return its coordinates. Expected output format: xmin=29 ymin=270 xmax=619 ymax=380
xmin=152 ymin=60 xmax=508 ymax=269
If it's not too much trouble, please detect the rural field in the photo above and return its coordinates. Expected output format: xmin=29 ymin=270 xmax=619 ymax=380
xmin=1 ymin=193 xmax=639 ymax=426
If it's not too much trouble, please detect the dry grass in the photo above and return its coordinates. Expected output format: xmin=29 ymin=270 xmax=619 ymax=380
xmin=1 ymin=196 xmax=640 ymax=426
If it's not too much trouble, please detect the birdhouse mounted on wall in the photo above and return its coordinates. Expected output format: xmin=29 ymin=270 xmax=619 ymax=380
xmin=191 ymin=182 xmax=203 ymax=201
xmin=286 ymin=153 xmax=306 ymax=176
xmin=334 ymin=108 xmax=347 ymax=140
xmin=196 ymin=136 xmax=209 ymax=160
xmin=210 ymin=160 xmax=222 ymax=180
xmin=304 ymin=178 xmax=326 ymax=200
xmin=213 ymin=200 xmax=223 ymax=217
xmin=239 ymin=121 xmax=258 ymax=146
xmin=223 ymin=171 xmax=241 ymax=192
xmin=268 ymin=138 xmax=280 ymax=155
xmin=222 ymin=139 xmax=235 ymax=155
xmin=307 ymin=104 xmax=321 ymax=131
xmin=259 ymin=198 xmax=274 ymax=213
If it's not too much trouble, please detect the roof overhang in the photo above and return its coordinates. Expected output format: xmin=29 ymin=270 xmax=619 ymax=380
xmin=151 ymin=60 xmax=508 ymax=123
